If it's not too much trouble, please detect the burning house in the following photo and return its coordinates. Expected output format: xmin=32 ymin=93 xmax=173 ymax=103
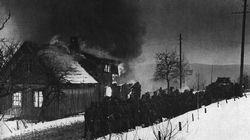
xmin=0 ymin=38 xmax=120 ymax=120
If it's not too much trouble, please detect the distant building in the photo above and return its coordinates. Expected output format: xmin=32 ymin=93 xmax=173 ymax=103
xmin=0 ymin=39 xmax=120 ymax=120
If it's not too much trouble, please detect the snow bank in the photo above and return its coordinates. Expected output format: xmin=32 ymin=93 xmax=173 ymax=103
xmin=97 ymin=94 xmax=250 ymax=140
xmin=0 ymin=115 xmax=84 ymax=139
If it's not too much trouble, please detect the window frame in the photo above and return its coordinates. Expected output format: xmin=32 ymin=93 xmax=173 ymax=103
xmin=34 ymin=91 xmax=43 ymax=108
xmin=12 ymin=92 xmax=22 ymax=107
xmin=104 ymin=64 xmax=111 ymax=73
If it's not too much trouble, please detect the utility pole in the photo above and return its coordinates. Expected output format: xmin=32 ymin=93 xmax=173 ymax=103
xmin=197 ymin=72 xmax=200 ymax=91
xmin=232 ymin=0 xmax=249 ymax=94
xmin=240 ymin=0 xmax=247 ymax=93
xmin=210 ymin=64 xmax=213 ymax=84
xmin=179 ymin=34 xmax=182 ymax=89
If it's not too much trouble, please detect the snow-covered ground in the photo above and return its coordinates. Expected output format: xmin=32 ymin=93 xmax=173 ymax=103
xmin=177 ymin=94 xmax=250 ymax=140
xmin=0 ymin=114 xmax=84 ymax=139
xmin=2 ymin=94 xmax=250 ymax=140
xmin=98 ymin=93 xmax=250 ymax=140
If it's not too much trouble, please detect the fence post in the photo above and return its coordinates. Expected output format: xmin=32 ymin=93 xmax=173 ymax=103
xmin=158 ymin=131 xmax=161 ymax=140
xmin=217 ymin=102 xmax=219 ymax=107
xmin=192 ymin=113 xmax=194 ymax=121
xmin=109 ymin=133 xmax=112 ymax=140
xmin=204 ymin=108 xmax=207 ymax=113
xmin=234 ymin=98 xmax=235 ymax=101
xmin=226 ymin=99 xmax=228 ymax=103
xmin=179 ymin=122 xmax=182 ymax=131
xmin=16 ymin=120 xmax=19 ymax=130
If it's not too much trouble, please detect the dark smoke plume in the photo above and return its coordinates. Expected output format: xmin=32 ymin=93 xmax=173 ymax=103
xmin=3 ymin=0 xmax=145 ymax=59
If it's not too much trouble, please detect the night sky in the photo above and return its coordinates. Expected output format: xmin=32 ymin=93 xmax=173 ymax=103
xmin=0 ymin=0 xmax=249 ymax=64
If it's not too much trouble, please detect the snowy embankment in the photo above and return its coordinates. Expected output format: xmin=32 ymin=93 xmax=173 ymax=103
xmin=98 ymin=93 xmax=250 ymax=140
xmin=0 ymin=114 xmax=85 ymax=139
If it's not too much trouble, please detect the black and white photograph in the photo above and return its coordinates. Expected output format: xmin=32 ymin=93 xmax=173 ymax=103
xmin=0 ymin=0 xmax=249 ymax=139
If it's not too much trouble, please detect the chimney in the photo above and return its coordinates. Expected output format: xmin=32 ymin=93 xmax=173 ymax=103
xmin=69 ymin=36 xmax=80 ymax=53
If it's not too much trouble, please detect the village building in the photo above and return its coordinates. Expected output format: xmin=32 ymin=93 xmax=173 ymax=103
xmin=0 ymin=38 xmax=121 ymax=120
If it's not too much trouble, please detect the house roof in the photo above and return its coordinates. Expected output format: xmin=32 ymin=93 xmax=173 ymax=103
xmin=38 ymin=45 xmax=98 ymax=84
xmin=1 ymin=41 xmax=127 ymax=84
xmin=65 ymin=62 xmax=97 ymax=84
xmin=1 ymin=39 xmax=123 ymax=85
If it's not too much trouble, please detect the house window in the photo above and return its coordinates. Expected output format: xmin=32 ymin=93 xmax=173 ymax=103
xmin=34 ymin=91 xmax=43 ymax=108
xmin=112 ymin=74 xmax=118 ymax=84
xmin=104 ymin=64 xmax=111 ymax=72
xmin=13 ymin=92 xmax=22 ymax=107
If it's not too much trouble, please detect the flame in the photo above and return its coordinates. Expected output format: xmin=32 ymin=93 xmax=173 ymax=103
xmin=118 ymin=63 xmax=126 ymax=76
xmin=105 ymin=86 xmax=112 ymax=97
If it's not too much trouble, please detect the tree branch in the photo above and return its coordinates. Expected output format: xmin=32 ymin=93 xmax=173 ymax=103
xmin=0 ymin=10 xmax=11 ymax=31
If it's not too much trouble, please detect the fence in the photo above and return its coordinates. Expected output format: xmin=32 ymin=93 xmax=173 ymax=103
xmin=96 ymin=96 xmax=246 ymax=140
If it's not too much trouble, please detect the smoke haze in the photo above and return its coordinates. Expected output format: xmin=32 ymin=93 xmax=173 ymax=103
xmin=2 ymin=0 xmax=250 ymax=91
xmin=2 ymin=0 xmax=145 ymax=59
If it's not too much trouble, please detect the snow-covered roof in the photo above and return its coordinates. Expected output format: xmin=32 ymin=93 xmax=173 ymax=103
xmin=64 ymin=62 xmax=97 ymax=84
xmin=38 ymin=45 xmax=98 ymax=84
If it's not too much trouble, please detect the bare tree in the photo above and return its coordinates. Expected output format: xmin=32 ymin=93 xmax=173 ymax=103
xmin=0 ymin=11 xmax=21 ymax=68
xmin=0 ymin=10 xmax=11 ymax=31
xmin=0 ymin=38 xmax=20 ymax=67
xmin=154 ymin=50 xmax=178 ymax=92
xmin=151 ymin=119 xmax=173 ymax=140
xmin=37 ymin=44 xmax=78 ymax=120
xmin=154 ymin=50 xmax=191 ymax=92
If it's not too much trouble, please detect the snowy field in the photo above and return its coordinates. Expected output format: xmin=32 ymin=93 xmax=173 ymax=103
xmin=0 ymin=115 xmax=85 ymax=139
xmin=98 ymin=93 xmax=250 ymax=140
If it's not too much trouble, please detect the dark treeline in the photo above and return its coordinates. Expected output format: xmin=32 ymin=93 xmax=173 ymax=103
xmin=84 ymin=81 xmax=242 ymax=138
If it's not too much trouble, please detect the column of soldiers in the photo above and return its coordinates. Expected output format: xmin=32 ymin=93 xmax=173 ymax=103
xmin=84 ymin=82 xmax=176 ymax=139
xmin=84 ymin=81 xmax=243 ymax=139
xmin=84 ymin=82 xmax=160 ymax=138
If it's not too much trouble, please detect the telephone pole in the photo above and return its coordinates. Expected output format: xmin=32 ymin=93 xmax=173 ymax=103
xmin=211 ymin=65 xmax=213 ymax=84
xmin=179 ymin=34 xmax=182 ymax=89
xmin=232 ymin=0 xmax=249 ymax=93
xmin=240 ymin=0 xmax=247 ymax=93
xmin=197 ymin=72 xmax=200 ymax=91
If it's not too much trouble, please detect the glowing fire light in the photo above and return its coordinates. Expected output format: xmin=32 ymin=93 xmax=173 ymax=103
xmin=105 ymin=86 xmax=112 ymax=97
xmin=118 ymin=63 xmax=126 ymax=76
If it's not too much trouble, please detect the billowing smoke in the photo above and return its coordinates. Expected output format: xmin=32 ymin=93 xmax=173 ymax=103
xmin=2 ymin=1 xmax=164 ymax=92
xmin=2 ymin=0 xmax=145 ymax=59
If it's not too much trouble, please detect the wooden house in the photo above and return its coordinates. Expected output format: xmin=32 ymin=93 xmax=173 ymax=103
xmin=0 ymin=40 xmax=120 ymax=120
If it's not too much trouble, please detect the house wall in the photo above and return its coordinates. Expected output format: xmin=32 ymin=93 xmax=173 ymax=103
xmin=79 ymin=53 xmax=119 ymax=85
xmin=0 ymin=94 xmax=12 ymax=115
xmin=0 ymin=42 xmax=117 ymax=120
xmin=0 ymin=43 xmax=48 ymax=85
xmin=0 ymin=84 xmax=105 ymax=120
xmin=22 ymin=88 xmax=43 ymax=119
xmin=43 ymin=84 xmax=105 ymax=120
xmin=0 ymin=85 xmax=46 ymax=119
